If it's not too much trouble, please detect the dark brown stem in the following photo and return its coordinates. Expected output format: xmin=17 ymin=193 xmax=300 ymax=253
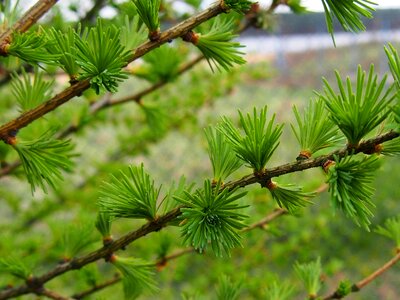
xmin=323 ymin=251 xmax=400 ymax=299
xmin=0 ymin=2 xmax=226 ymax=142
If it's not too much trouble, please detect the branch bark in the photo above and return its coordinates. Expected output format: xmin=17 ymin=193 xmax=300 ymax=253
xmin=71 ymin=208 xmax=287 ymax=299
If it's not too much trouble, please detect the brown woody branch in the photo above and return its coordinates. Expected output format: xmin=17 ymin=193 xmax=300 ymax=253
xmin=224 ymin=131 xmax=400 ymax=191
xmin=0 ymin=131 xmax=398 ymax=299
xmin=0 ymin=207 xmax=182 ymax=299
xmin=0 ymin=2 xmax=226 ymax=142
xmin=71 ymin=208 xmax=287 ymax=299
xmin=323 ymin=250 xmax=400 ymax=299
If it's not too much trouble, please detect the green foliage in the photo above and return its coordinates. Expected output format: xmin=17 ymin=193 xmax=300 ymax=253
xmin=326 ymin=154 xmax=381 ymax=230
xmin=174 ymin=180 xmax=248 ymax=257
xmin=0 ymin=0 xmax=22 ymax=28
xmin=140 ymin=103 xmax=168 ymax=137
xmin=204 ymin=126 xmax=243 ymax=182
xmin=320 ymin=64 xmax=396 ymax=147
xmin=111 ymin=255 xmax=158 ymax=299
xmin=134 ymin=45 xmax=183 ymax=83
xmin=99 ymin=164 xmax=160 ymax=220
xmin=291 ymin=98 xmax=342 ymax=158
xmin=294 ymin=257 xmax=323 ymax=298
xmin=74 ymin=19 xmax=131 ymax=94
xmin=335 ymin=279 xmax=353 ymax=297
xmin=215 ymin=275 xmax=242 ymax=300
xmin=6 ymin=30 xmax=60 ymax=65
xmin=375 ymin=216 xmax=400 ymax=248
xmin=267 ymin=181 xmax=315 ymax=213
xmin=381 ymin=138 xmax=400 ymax=156
xmin=120 ymin=15 xmax=147 ymax=50
xmin=95 ymin=212 xmax=113 ymax=239
xmin=131 ymin=0 xmax=161 ymax=36
xmin=385 ymin=43 xmax=400 ymax=89
xmin=57 ymin=221 xmax=97 ymax=260
xmin=10 ymin=67 xmax=54 ymax=112
xmin=46 ymin=27 xmax=80 ymax=79
xmin=160 ymin=176 xmax=194 ymax=214
xmin=321 ymin=0 xmax=376 ymax=44
xmin=13 ymin=132 xmax=75 ymax=194
xmin=223 ymin=0 xmax=253 ymax=14
xmin=264 ymin=280 xmax=294 ymax=300
xmin=195 ymin=17 xmax=246 ymax=72
xmin=0 ymin=256 xmax=31 ymax=280
xmin=218 ymin=106 xmax=284 ymax=172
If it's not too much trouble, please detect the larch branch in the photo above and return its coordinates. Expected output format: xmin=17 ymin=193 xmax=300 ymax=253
xmin=0 ymin=2 xmax=226 ymax=142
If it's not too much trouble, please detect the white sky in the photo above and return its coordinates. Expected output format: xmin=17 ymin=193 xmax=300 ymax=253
xmin=202 ymin=0 xmax=400 ymax=12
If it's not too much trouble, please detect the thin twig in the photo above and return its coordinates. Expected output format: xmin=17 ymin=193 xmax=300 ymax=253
xmin=37 ymin=288 xmax=72 ymax=300
xmin=323 ymin=251 xmax=400 ymax=299
xmin=241 ymin=208 xmax=287 ymax=233
xmin=71 ymin=274 xmax=120 ymax=300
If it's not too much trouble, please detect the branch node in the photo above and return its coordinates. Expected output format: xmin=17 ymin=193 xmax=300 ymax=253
xmin=182 ymin=31 xmax=199 ymax=45
xmin=363 ymin=143 xmax=383 ymax=155
xmin=297 ymin=150 xmax=312 ymax=161
xmin=2 ymin=130 xmax=19 ymax=145
xmin=322 ymin=159 xmax=335 ymax=173
xmin=148 ymin=29 xmax=161 ymax=42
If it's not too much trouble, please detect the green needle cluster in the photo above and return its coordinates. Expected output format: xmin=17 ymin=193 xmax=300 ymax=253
xmin=218 ymin=106 xmax=283 ymax=173
xmin=175 ymin=180 xmax=248 ymax=257
xmin=13 ymin=132 xmax=75 ymax=194
xmin=99 ymin=164 xmax=160 ymax=221
xmin=320 ymin=64 xmax=396 ymax=147
xmin=75 ymin=19 xmax=131 ymax=94
xmin=326 ymin=154 xmax=381 ymax=230
xmin=193 ymin=18 xmax=246 ymax=72
xmin=321 ymin=0 xmax=376 ymax=44
xmin=111 ymin=255 xmax=158 ymax=299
